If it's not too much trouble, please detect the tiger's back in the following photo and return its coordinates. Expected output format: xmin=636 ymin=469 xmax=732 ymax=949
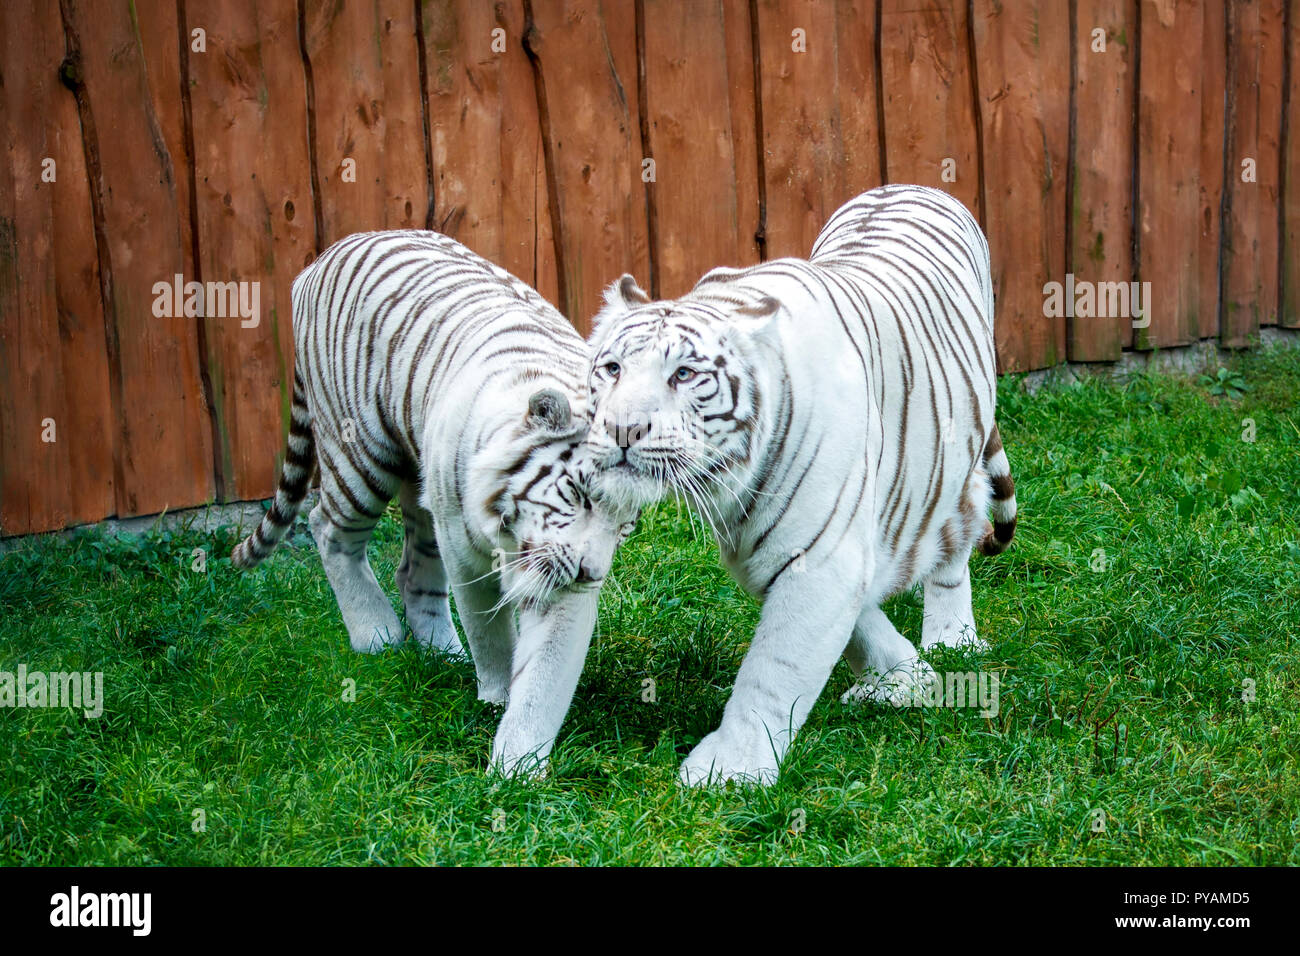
xmin=807 ymin=185 xmax=1013 ymax=570
xmin=682 ymin=185 xmax=1010 ymax=599
xmin=290 ymin=230 xmax=587 ymax=486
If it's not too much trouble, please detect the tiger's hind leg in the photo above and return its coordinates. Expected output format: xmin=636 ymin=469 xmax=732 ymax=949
xmin=921 ymin=550 xmax=986 ymax=652
xmin=395 ymin=482 xmax=462 ymax=655
xmin=309 ymin=446 xmax=403 ymax=654
xmin=921 ymin=481 xmax=990 ymax=653
xmin=840 ymin=606 xmax=934 ymax=706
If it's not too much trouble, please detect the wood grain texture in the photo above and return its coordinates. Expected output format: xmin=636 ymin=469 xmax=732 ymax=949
xmin=303 ymin=0 xmax=430 ymax=245
xmin=754 ymin=0 xmax=884 ymax=260
xmin=1197 ymin=0 xmax=1226 ymax=340
xmin=62 ymin=0 xmax=214 ymax=517
xmin=830 ymin=0 xmax=885 ymax=201
xmin=971 ymin=0 xmax=1070 ymax=372
xmin=721 ymin=0 xmax=762 ymax=268
xmin=0 ymin=0 xmax=116 ymax=535
xmin=879 ymin=0 xmax=980 ymax=217
xmin=1257 ymin=0 xmax=1285 ymax=327
xmin=642 ymin=0 xmax=753 ymax=297
xmin=423 ymin=0 xmax=558 ymax=305
xmin=1069 ymin=0 xmax=1136 ymax=361
xmin=525 ymin=0 xmax=651 ymax=331
xmin=137 ymin=1 xmax=197 ymax=309
xmin=187 ymin=0 xmax=317 ymax=502
xmin=1136 ymin=0 xmax=1204 ymax=349
xmin=495 ymin=0 xmax=561 ymax=306
xmin=1283 ymin=0 xmax=1300 ymax=327
xmin=1222 ymin=0 xmax=1261 ymax=346
xmin=5 ymin=0 xmax=1299 ymax=534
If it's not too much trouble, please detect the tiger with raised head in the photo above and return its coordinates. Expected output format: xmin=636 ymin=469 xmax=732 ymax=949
xmin=585 ymin=184 xmax=1017 ymax=785
xmin=232 ymin=231 xmax=637 ymax=775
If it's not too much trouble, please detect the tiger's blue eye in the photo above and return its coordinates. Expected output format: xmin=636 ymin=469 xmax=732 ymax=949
xmin=673 ymin=366 xmax=695 ymax=383
xmin=604 ymin=362 xmax=621 ymax=377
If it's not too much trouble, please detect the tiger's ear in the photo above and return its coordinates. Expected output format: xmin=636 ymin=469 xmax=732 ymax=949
xmin=604 ymin=274 xmax=650 ymax=309
xmin=735 ymin=296 xmax=780 ymax=319
xmin=526 ymin=387 xmax=572 ymax=432
xmin=733 ymin=295 xmax=783 ymax=335
xmin=716 ymin=295 xmax=783 ymax=354
xmin=591 ymin=274 xmax=651 ymax=337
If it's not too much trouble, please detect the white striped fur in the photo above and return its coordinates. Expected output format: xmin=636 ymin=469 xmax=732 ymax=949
xmin=233 ymin=231 xmax=637 ymax=776
xmin=586 ymin=185 xmax=1017 ymax=785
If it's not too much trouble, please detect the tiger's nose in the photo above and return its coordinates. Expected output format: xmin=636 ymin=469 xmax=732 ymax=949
xmin=575 ymin=556 xmax=603 ymax=584
xmin=605 ymin=411 xmax=651 ymax=450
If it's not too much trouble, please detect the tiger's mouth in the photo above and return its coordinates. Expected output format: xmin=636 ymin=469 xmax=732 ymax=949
xmin=501 ymin=538 xmax=607 ymax=602
xmin=592 ymin=457 xmax=668 ymax=510
xmin=499 ymin=559 xmax=575 ymax=606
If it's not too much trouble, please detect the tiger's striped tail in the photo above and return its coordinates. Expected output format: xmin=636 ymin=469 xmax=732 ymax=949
xmin=977 ymin=423 xmax=1017 ymax=556
xmin=231 ymin=369 xmax=316 ymax=568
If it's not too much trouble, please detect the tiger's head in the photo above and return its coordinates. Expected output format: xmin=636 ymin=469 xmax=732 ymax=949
xmin=473 ymin=387 xmax=638 ymax=607
xmin=585 ymin=274 xmax=779 ymax=511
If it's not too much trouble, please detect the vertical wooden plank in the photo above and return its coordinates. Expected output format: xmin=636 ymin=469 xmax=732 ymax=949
xmin=832 ymin=0 xmax=885 ymax=202
xmin=0 ymin=0 xmax=115 ymax=535
xmin=187 ymin=0 xmax=318 ymax=502
xmin=424 ymin=2 xmax=505 ymax=257
xmin=971 ymin=0 xmax=1070 ymax=372
xmin=304 ymin=0 xmax=430 ymax=245
xmin=495 ymin=1 xmax=561 ymax=305
xmin=1222 ymin=0 xmax=1261 ymax=346
xmin=642 ymin=0 xmax=751 ymax=297
xmin=1136 ymin=0 xmax=1204 ymax=349
xmin=1069 ymin=0 xmax=1136 ymax=361
xmin=754 ymin=0 xmax=884 ymax=260
xmin=46 ymin=27 xmax=119 ymax=532
xmin=721 ymin=0 xmax=761 ymax=268
xmin=1197 ymin=0 xmax=1226 ymax=340
xmin=524 ymin=0 xmax=651 ymax=331
xmin=423 ymin=0 xmax=558 ymax=305
xmin=136 ymin=0 xmax=195 ymax=306
xmin=1283 ymin=0 xmax=1300 ymax=328
xmin=879 ymin=0 xmax=980 ymax=217
xmin=62 ymin=0 xmax=214 ymax=517
xmin=1257 ymin=0 xmax=1285 ymax=327
xmin=0 ymin=41 xmax=62 ymax=536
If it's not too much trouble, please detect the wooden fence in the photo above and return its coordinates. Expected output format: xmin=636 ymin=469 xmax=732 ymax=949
xmin=1 ymin=0 xmax=1297 ymax=536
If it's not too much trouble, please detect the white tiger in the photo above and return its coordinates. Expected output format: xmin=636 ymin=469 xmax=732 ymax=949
xmin=585 ymin=184 xmax=1017 ymax=785
xmin=232 ymin=230 xmax=637 ymax=775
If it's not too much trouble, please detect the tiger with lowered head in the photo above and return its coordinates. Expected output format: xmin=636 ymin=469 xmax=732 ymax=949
xmin=232 ymin=231 xmax=637 ymax=776
xmin=585 ymin=184 xmax=1017 ymax=786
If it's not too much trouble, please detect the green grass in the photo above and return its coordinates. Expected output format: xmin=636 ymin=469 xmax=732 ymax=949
xmin=2 ymin=346 xmax=1298 ymax=865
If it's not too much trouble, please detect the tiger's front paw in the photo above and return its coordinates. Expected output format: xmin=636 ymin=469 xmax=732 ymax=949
xmin=411 ymin=614 xmax=465 ymax=657
xmin=488 ymin=743 xmax=548 ymax=780
xmin=349 ymin=619 xmax=404 ymax=655
xmin=840 ymin=657 xmax=936 ymax=707
xmin=678 ymin=729 xmax=779 ymax=788
xmin=921 ymin=616 xmax=989 ymax=653
xmin=477 ymin=681 xmax=508 ymax=706
xmin=489 ymin=717 xmax=553 ymax=779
